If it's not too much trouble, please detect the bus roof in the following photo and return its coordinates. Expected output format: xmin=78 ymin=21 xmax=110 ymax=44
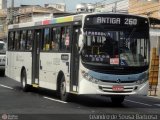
xmin=8 ymin=14 xmax=85 ymax=29
xmin=8 ymin=12 xmax=148 ymax=30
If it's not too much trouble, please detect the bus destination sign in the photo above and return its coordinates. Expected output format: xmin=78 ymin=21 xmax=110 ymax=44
xmin=92 ymin=17 xmax=138 ymax=26
xmin=84 ymin=15 xmax=148 ymax=26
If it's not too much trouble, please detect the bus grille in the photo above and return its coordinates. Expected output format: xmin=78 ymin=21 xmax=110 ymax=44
xmin=99 ymin=80 xmax=136 ymax=83
xmin=98 ymin=86 xmax=135 ymax=93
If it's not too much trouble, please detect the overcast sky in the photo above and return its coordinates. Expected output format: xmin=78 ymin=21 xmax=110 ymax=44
xmin=7 ymin=0 xmax=117 ymax=11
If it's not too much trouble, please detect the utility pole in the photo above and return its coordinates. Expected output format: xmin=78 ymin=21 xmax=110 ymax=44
xmin=11 ymin=0 xmax=14 ymax=8
xmin=9 ymin=0 xmax=14 ymax=24
xmin=113 ymin=1 xmax=117 ymax=13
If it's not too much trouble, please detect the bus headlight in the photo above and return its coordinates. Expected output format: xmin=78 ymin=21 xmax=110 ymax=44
xmin=136 ymin=77 xmax=148 ymax=85
xmin=81 ymin=70 xmax=99 ymax=84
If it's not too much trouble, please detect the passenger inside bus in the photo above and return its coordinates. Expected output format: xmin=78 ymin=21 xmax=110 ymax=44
xmin=102 ymin=36 xmax=118 ymax=57
xmin=51 ymin=41 xmax=59 ymax=51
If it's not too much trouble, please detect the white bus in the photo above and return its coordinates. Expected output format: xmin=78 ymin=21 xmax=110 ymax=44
xmin=6 ymin=13 xmax=150 ymax=104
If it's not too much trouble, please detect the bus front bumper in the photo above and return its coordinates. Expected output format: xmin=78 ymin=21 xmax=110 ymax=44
xmin=78 ymin=79 xmax=149 ymax=96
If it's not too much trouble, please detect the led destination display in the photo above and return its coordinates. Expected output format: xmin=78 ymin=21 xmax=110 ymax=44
xmin=84 ymin=14 xmax=148 ymax=27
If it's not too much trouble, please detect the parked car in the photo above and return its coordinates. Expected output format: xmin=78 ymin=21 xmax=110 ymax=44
xmin=0 ymin=41 xmax=6 ymax=75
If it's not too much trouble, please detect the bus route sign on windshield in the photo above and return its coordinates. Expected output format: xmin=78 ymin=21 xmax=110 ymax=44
xmin=84 ymin=14 xmax=148 ymax=27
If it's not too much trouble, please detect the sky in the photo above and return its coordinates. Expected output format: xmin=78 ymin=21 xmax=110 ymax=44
xmin=7 ymin=0 xmax=117 ymax=12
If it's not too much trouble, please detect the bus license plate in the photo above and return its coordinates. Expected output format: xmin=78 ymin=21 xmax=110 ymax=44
xmin=112 ymin=86 xmax=124 ymax=91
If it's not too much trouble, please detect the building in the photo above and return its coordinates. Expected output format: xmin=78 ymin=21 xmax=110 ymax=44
xmin=95 ymin=0 xmax=128 ymax=13
xmin=76 ymin=3 xmax=95 ymax=13
xmin=0 ymin=9 xmax=7 ymax=41
xmin=129 ymin=0 xmax=160 ymax=18
xmin=8 ymin=5 xmax=62 ymax=24
xmin=45 ymin=3 xmax=66 ymax=12
xmin=0 ymin=0 xmax=7 ymax=41
xmin=0 ymin=0 xmax=7 ymax=9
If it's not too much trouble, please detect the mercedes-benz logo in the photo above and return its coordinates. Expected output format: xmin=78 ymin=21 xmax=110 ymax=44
xmin=116 ymin=79 xmax=121 ymax=83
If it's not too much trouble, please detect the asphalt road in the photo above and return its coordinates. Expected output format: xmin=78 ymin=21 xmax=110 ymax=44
xmin=0 ymin=73 xmax=160 ymax=120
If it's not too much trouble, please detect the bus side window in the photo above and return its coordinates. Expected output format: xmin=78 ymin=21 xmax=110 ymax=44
xmin=42 ymin=28 xmax=50 ymax=51
xmin=14 ymin=31 xmax=20 ymax=50
xmin=60 ymin=26 xmax=70 ymax=51
xmin=20 ymin=30 xmax=27 ymax=50
xmin=51 ymin=27 xmax=59 ymax=51
xmin=26 ymin=30 xmax=33 ymax=50
xmin=8 ymin=31 xmax=14 ymax=50
xmin=51 ymin=27 xmax=60 ymax=51
xmin=65 ymin=27 xmax=70 ymax=51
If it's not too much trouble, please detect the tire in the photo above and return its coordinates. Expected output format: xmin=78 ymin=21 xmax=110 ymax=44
xmin=2 ymin=70 xmax=5 ymax=77
xmin=111 ymin=96 xmax=125 ymax=104
xmin=59 ymin=76 xmax=70 ymax=102
xmin=21 ymin=70 xmax=30 ymax=92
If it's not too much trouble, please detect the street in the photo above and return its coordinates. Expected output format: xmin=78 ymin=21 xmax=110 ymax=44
xmin=0 ymin=74 xmax=160 ymax=120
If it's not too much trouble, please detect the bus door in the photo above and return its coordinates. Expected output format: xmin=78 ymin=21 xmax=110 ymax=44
xmin=32 ymin=29 xmax=41 ymax=85
xmin=70 ymin=26 xmax=81 ymax=92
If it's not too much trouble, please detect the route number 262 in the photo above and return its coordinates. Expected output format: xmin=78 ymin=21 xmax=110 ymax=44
xmin=124 ymin=18 xmax=137 ymax=25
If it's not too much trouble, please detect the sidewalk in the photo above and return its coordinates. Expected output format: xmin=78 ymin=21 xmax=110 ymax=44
xmin=148 ymin=85 xmax=160 ymax=99
xmin=157 ymin=87 xmax=160 ymax=97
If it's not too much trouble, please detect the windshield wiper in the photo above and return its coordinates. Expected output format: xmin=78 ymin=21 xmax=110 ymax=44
xmin=127 ymin=28 xmax=136 ymax=39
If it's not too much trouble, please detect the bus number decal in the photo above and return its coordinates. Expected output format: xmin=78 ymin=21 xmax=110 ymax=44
xmin=124 ymin=18 xmax=137 ymax=25
xmin=61 ymin=54 xmax=69 ymax=61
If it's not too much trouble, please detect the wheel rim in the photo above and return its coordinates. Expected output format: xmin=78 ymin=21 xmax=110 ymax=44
xmin=61 ymin=81 xmax=66 ymax=96
xmin=22 ymin=76 xmax=26 ymax=88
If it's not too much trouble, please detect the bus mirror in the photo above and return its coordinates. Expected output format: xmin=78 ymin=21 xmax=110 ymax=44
xmin=78 ymin=34 xmax=83 ymax=47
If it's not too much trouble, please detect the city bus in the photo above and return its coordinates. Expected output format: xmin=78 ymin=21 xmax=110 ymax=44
xmin=6 ymin=13 xmax=150 ymax=104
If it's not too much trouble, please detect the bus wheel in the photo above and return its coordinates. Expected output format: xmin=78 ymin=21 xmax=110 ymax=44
xmin=21 ymin=70 xmax=29 ymax=92
xmin=111 ymin=96 xmax=125 ymax=104
xmin=59 ymin=76 xmax=70 ymax=102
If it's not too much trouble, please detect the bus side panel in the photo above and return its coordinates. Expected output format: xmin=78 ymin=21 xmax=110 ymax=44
xmin=6 ymin=51 xmax=32 ymax=84
xmin=39 ymin=52 xmax=57 ymax=90
xmin=39 ymin=53 xmax=71 ymax=91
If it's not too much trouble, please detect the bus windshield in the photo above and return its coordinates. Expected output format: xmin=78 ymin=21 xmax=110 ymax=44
xmin=81 ymin=27 xmax=149 ymax=67
xmin=0 ymin=42 xmax=6 ymax=54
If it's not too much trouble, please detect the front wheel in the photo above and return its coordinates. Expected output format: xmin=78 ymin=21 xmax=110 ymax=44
xmin=21 ymin=70 xmax=30 ymax=92
xmin=59 ymin=76 xmax=71 ymax=102
xmin=111 ymin=96 xmax=125 ymax=104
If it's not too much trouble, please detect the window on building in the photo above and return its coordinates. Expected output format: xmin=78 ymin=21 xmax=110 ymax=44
xmin=58 ymin=5 xmax=62 ymax=9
